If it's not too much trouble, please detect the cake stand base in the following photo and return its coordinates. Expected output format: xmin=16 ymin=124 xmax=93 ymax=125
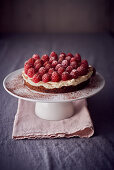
xmin=35 ymin=102 xmax=74 ymax=121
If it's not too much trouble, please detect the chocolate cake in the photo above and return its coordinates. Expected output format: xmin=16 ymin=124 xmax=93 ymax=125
xmin=22 ymin=52 xmax=95 ymax=93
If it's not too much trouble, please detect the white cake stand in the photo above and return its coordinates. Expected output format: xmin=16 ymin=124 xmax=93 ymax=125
xmin=3 ymin=68 xmax=105 ymax=121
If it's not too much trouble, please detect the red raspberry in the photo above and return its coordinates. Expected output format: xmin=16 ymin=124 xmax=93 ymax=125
xmin=32 ymin=54 xmax=40 ymax=60
xmin=81 ymin=60 xmax=88 ymax=68
xmin=41 ymin=54 xmax=49 ymax=62
xmin=34 ymin=62 xmax=42 ymax=71
xmin=51 ymin=71 xmax=60 ymax=82
xmin=67 ymin=53 xmax=73 ymax=57
xmin=59 ymin=53 xmax=66 ymax=59
xmin=62 ymin=72 xmax=70 ymax=81
xmin=70 ymin=61 xmax=78 ymax=69
xmin=34 ymin=59 xmax=42 ymax=66
xmin=58 ymin=58 xmax=63 ymax=63
xmin=32 ymin=73 xmax=42 ymax=83
xmin=50 ymin=51 xmax=58 ymax=59
xmin=77 ymin=65 xmax=88 ymax=76
xmin=60 ymin=52 xmax=66 ymax=56
xmin=70 ymin=69 xmax=78 ymax=79
xmin=49 ymin=56 xmax=57 ymax=63
xmin=48 ymin=68 xmax=54 ymax=75
xmin=65 ymin=56 xmax=71 ymax=61
xmin=55 ymin=64 xmax=62 ymax=70
xmin=74 ymin=53 xmax=81 ymax=62
xmin=43 ymin=61 xmax=50 ymax=67
xmin=38 ymin=67 xmax=46 ymax=76
xmin=70 ymin=57 xmax=77 ymax=63
xmin=58 ymin=67 xmax=65 ymax=75
xmin=45 ymin=63 xmax=51 ymax=71
xmin=27 ymin=68 xmax=35 ymax=78
xmin=62 ymin=60 xmax=69 ymax=68
xmin=66 ymin=66 xmax=73 ymax=73
xmin=28 ymin=58 xmax=35 ymax=65
xmin=52 ymin=60 xmax=58 ymax=67
xmin=42 ymin=73 xmax=51 ymax=83
xmin=24 ymin=62 xmax=32 ymax=69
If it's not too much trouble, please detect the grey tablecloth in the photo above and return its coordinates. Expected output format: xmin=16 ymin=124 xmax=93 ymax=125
xmin=0 ymin=33 xmax=114 ymax=170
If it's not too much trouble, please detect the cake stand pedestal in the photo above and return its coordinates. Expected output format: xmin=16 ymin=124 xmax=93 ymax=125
xmin=3 ymin=68 xmax=105 ymax=121
xmin=35 ymin=102 xmax=74 ymax=120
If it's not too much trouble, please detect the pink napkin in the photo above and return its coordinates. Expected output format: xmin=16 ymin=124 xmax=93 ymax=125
xmin=12 ymin=99 xmax=94 ymax=139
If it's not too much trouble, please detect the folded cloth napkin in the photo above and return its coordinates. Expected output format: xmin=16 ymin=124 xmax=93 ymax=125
xmin=12 ymin=99 xmax=94 ymax=139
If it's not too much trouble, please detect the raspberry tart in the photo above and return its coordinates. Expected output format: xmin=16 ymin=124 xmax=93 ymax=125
xmin=22 ymin=52 xmax=96 ymax=93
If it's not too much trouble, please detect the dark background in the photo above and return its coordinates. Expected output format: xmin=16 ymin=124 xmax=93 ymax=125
xmin=0 ymin=0 xmax=114 ymax=170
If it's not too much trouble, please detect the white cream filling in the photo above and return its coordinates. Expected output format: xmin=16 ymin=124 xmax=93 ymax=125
xmin=22 ymin=67 xmax=93 ymax=89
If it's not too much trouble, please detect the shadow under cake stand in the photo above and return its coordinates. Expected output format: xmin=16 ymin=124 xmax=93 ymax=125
xmin=3 ymin=68 xmax=105 ymax=121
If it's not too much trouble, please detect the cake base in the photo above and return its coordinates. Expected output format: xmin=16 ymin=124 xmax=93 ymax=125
xmin=24 ymin=79 xmax=90 ymax=93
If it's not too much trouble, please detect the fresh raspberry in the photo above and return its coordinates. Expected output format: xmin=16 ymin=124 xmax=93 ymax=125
xmin=62 ymin=60 xmax=69 ymax=68
xmin=74 ymin=53 xmax=81 ymax=62
xmin=81 ymin=60 xmax=88 ymax=68
xmin=66 ymin=66 xmax=73 ymax=73
xmin=43 ymin=61 xmax=50 ymax=67
xmin=60 ymin=52 xmax=66 ymax=56
xmin=34 ymin=59 xmax=42 ymax=66
xmin=49 ymin=56 xmax=57 ymax=63
xmin=70 ymin=61 xmax=78 ymax=69
xmin=27 ymin=68 xmax=35 ymax=78
xmin=41 ymin=54 xmax=49 ymax=62
xmin=58 ymin=58 xmax=63 ymax=63
xmin=38 ymin=67 xmax=46 ymax=76
xmin=28 ymin=58 xmax=35 ymax=65
xmin=51 ymin=71 xmax=60 ymax=82
xmin=59 ymin=53 xmax=66 ymax=59
xmin=70 ymin=57 xmax=77 ymax=63
xmin=32 ymin=73 xmax=42 ymax=83
xmin=58 ymin=67 xmax=65 ymax=75
xmin=70 ymin=69 xmax=78 ymax=79
xmin=65 ymin=56 xmax=71 ymax=61
xmin=24 ymin=62 xmax=32 ymax=69
xmin=61 ymin=72 xmax=70 ymax=81
xmin=52 ymin=60 xmax=58 ymax=67
xmin=42 ymin=73 xmax=51 ymax=83
xmin=48 ymin=68 xmax=54 ymax=75
xmin=77 ymin=65 xmax=88 ymax=76
xmin=45 ymin=63 xmax=51 ymax=71
xmin=34 ymin=62 xmax=42 ymax=71
xmin=67 ymin=53 xmax=73 ymax=57
xmin=50 ymin=51 xmax=58 ymax=59
xmin=32 ymin=54 xmax=40 ymax=60
xmin=55 ymin=64 xmax=62 ymax=70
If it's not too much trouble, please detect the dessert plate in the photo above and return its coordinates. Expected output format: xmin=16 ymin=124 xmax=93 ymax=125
xmin=3 ymin=68 xmax=105 ymax=103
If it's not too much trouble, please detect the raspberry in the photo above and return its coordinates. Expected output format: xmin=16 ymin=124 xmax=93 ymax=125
xmin=62 ymin=72 xmax=70 ymax=81
xmin=74 ymin=53 xmax=81 ymax=62
xmin=28 ymin=58 xmax=35 ymax=65
xmin=27 ymin=68 xmax=35 ymax=78
xmin=32 ymin=54 xmax=40 ymax=60
xmin=66 ymin=66 xmax=73 ymax=73
xmin=49 ymin=56 xmax=57 ymax=63
xmin=77 ymin=65 xmax=88 ymax=76
xmin=58 ymin=67 xmax=65 ymax=75
xmin=60 ymin=52 xmax=66 ymax=56
xmin=51 ymin=71 xmax=60 ymax=82
xmin=38 ymin=67 xmax=46 ymax=76
xmin=34 ymin=59 xmax=42 ymax=66
xmin=67 ymin=53 xmax=73 ymax=57
xmin=48 ymin=68 xmax=54 ymax=75
xmin=58 ymin=58 xmax=63 ymax=63
xmin=42 ymin=73 xmax=51 ymax=83
xmin=70 ymin=61 xmax=78 ymax=69
xmin=70 ymin=57 xmax=77 ymax=63
xmin=55 ymin=64 xmax=62 ymax=70
xmin=70 ymin=69 xmax=78 ymax=79
xmin=52 ymin=60 xmax=58 ymax=67
xmin=50 ymin=51 xmax=58 ymax=59
xmin=34 ymin=62 xmax=42 ymax=71
xmin=43 ymin=61 xmax=50 ymax=67
xmin=81 ymin=60 xmax=88 ymax=68
xmin=59 ymin=53 xmax=66 ymax=59
xmin=65 ymin=56 xmax=71 ymax=61
xmin=45 ymin=63 xmax=51 ymax=71
xmin=32 ymin=73 xmax=42 ymax=83
xmin=62 ymin=60 xmax=69 ymax=68
xmin=24 ymin=62 xmax=32 ymax=69
xmin=41 ymin=54 xmax=49 ymax=62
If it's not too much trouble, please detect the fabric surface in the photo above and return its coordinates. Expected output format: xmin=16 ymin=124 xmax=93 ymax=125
xmin=12 ymin=99 xmax=94 ymax=139
xmin=0 ymin=33 xmax=114 ymax=170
